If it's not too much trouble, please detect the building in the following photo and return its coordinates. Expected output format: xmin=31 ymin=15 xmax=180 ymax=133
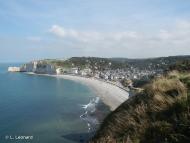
xmin=68 ymin=68 xmax=79 ymax=74
xmin=80 ymin=68 xmax=92 ymax=76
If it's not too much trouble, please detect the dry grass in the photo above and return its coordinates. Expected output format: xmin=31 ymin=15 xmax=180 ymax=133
xmin=144 ymin=75 xmax=187 ymax=112
xmin=90 ymin=72 xmax=189 ymax=143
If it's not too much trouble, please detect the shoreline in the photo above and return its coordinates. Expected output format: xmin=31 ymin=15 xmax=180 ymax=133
xmin=26 ymin=73 xmax=129 ymax=111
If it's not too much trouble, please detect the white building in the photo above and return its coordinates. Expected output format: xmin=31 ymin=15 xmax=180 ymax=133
xmin=69 ymin=68 xmax=79 ymax=74
xmin=80 ymin=68 xmax=92 ymax=76
xmin=94 ymin=72 xmax=100 ymax=78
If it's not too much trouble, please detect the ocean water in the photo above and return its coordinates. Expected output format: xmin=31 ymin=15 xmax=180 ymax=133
xmin=0 ymin=64 xmax=110 ymax=143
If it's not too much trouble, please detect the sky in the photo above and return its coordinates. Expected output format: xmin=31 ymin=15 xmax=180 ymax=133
xmin=0 ymin=0 xmax=190 ymax=62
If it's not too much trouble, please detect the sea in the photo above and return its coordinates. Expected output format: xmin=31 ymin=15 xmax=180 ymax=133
xmin=0 ymin=63 xmax=110 ymax=143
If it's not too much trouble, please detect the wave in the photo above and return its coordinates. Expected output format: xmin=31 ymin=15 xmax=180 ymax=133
xmin=80 ymin=97 xmax=100 ymax=132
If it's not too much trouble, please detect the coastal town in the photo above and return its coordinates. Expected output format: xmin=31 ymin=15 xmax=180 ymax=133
xmin=8 ymin=57 xmax=166 ymax=89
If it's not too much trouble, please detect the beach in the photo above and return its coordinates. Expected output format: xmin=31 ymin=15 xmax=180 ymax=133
xmin=51 ymin=74 xmax=129 ymax=111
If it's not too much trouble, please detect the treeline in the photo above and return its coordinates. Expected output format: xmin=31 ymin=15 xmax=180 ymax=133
xmin=45 ymin=57 xmax=128 ymax=70
xmin=169 ymin=60 xmax=190 ymax=72
xmin=44 ymin=55 xmax=190 ymax=71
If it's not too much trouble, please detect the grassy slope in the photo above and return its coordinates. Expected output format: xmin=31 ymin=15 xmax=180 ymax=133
xmin=90 ymin=71 xmax=190 ymax=143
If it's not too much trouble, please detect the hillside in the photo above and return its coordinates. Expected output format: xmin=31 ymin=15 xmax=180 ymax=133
xmin=44 ymin=55 xmax=190 ymax=71
xmin=169 ymin=60 xmax=190 ymax=72
xmin=90 ymin=71 xmax=190 ymax=143
xmin=110 ymin=55 xmax=190 ymax=70
xmin=44 ymin=57 xmax=128 ymax=71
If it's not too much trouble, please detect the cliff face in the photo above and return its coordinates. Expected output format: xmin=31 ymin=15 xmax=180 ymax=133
xmin=90 ymin=71 xmax=190 ymax=143
xmin=8 ymin=67 xmax=21 ymax=72
xmin=21 ymin=61 xmax=56 ymax=74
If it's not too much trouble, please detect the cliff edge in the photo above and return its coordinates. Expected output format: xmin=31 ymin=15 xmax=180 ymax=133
xmin=90 ymin=71 xmax=190 ymax=143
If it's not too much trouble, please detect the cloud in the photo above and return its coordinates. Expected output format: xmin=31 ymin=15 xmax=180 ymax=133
xmin=49 ymin=25 xmax=66 ymax=37
xmin=49 ymin=25 xmax=139 ymax=42
xmin=176 ymin=20 xmax=190 ymax=30
xmin=47 ymin=20 xmax=190 ymax=58
xmin=1 ymin=20 xmax=190 ymax=61
xmin=157 ymin=30 xmax=172 ymax=40
xmin=49 ymin=25 xmax=103 ymax=42
xmin=154 ymin=20 xmax=190 ymax=43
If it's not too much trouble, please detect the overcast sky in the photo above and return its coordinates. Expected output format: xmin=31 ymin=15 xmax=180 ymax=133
xmin=0 ymin=0 xmax=190 ymax=62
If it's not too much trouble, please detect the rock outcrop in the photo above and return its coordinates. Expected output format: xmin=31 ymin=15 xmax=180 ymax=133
xmin=21 ymin=61 xmax=56 ymax=74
